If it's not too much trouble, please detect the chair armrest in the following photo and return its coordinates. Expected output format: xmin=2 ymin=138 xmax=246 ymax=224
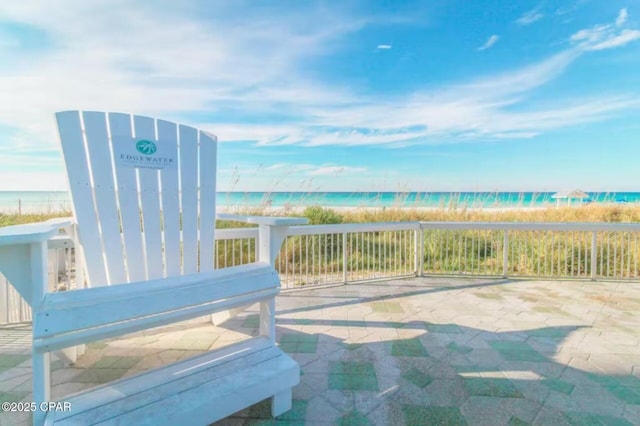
xmin=0 ymin=217 xmax=74 ymax=246
xmin=216 ymin=213 xmax=308 ymax=226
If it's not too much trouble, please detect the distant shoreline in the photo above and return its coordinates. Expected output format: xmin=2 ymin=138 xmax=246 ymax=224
xmin=218 ymin=203 xmax=636 ymax=215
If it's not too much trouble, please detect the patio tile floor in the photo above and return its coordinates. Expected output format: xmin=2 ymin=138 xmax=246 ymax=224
xmin=1 ymin=276 xmax=640 ymax=425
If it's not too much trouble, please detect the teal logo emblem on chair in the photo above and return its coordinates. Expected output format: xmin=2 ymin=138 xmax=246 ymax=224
xmin=136 ymin=139 xmax=157 ymax=155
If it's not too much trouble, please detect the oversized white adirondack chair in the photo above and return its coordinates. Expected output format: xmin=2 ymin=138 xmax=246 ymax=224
xmin=0 ymin=111 xmax=306 ymax=425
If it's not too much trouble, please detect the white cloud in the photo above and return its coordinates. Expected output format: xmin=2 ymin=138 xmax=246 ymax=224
xmin=461 ymin=50 xmax=578 ymax=98
xmin=570 ymin=9 xmax=640 ymax=51
xmin=377 ymin=44 xmax=392 ymax=49
xmin=308 ymin=166 xmax=368 ymax=176
xmin=264 ymin=163 xmax=316 ymax=173
xmin=571 ymin=24 xmax=610 ymax=43
xmin=195 ymin=43 xmax=632 ymax=149
xmin=516 ymin=9 xmax=543 ymax=25
xmin=589 ymin=29 xmax=640 ymax=50
xmin=233 ymin=162 xmax=369 ymax=180
xmin=0 ymin=170 xmax=67 ymax=191
xmin=264 ymin=163 xmax=290 ymax=171
xmin=0 ymin=1 xmax=366 ymax=149
xmin=616 ymin=8 xmax=628 ymax=27
xmin=477 ymin=35 xmax=499 ymax=51
xmin=261 ymin=163 xmax=366 ymax=176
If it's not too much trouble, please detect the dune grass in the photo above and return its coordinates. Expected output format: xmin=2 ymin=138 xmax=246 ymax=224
xmin=339 ymin=204 xmax=640 ymax=224
xmin=0 ymin=212 xmax=72 ymax=227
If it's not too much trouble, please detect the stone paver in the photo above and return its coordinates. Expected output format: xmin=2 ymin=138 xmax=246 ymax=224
xmin=329 ymin=361 xmax=379 ymax=391
xmin=279 ymin=333 xmax=320 ymax=354
xmin=1 ymin=277 xmax=640 ymax=425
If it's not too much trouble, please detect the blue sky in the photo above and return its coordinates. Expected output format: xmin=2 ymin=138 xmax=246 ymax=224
xmin=0 ymin=0 xmax=639 ymax=192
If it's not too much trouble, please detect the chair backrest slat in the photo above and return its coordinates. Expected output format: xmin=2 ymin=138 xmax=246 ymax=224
xmin=133 ymin=116 xmax=164 ymax=279
xmin=56 ymin=111 xmax=109 ymax=286
xmin=107 ymin=112 xmax=147 ymax=283
xmin=198 ymin=131 xmax=217 ymax=271
xmin=82 ymin=112 xmax=128 ymax=285
xmin=157 ymin=120 xmax=181 ymax=277
xmin=56 ymin=111 xmax=218 ymax=286
xmin=179 ymin=125 xmax=199 ymax=275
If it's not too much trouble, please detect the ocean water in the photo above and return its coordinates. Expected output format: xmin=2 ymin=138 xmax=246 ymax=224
xmin=220 ymin=191 xmax=640 ymax=209
xmin=1 ymin=191 xmax=638 ymax=213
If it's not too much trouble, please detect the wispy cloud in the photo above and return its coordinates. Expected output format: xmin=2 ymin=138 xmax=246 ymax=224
xmin=588 ymin=29 xmax=640 ymax=50
xmin=477 ymin=35 xmax=499 ymax=51
xmin=264 ymin=163 xmax=314 ymax=172
xmin=180 ymin=41 xmax=636 ymax=148
xmin=377 ymin=44 xmax=392 ymax=49
xmin=556 ymin=0 xmax=589 ymax=16
xmin=460 ymin=50 xmax=578 ymax=98
xmin=571 ymin=8 xmax=640 ymax=51
xmin=254 ymin=163 xmax=366 ymax=176
xmin=616 ymin=8 xmax=628 ymax=27
xmin=308 ymin=166 xmax=368 ymax=176
xmin=0 ymin=1 xmax=367 ymax=148
xmin=516 ymin=8 xmax=544 ymax=25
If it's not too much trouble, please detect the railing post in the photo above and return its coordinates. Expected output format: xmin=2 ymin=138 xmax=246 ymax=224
xmin=591 ymin=231 xmax=597 ymax=281
xmin=414 ymin=227 xmax=424 ymax=277
xmin=254 ymin=232 xmax=260 ymax=263
xmin=47 ymin=248 xmax=58 ymax=292
xmin=503 ymin=230 xmax=509 ymax=278
xmin=342 ymin=232 xmax=348 ymax=284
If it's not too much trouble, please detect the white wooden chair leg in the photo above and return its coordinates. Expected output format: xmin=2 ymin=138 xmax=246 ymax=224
xmin=259 ymin=298 xmax=276 ymax=341
xmin=55 ymin=345 xmax=86 ymax=367
xmin=55 ymin=347 xmax=77 ymax=366
xmin=54 ymin=343 xmax=86 ymax=366
xmin=271 ymin=389 xmax=292 ymax=417
xmin=32 ymin=351 xmax=51 ymax=426
xmin=210 ymin=304 xmax=252 ymax=326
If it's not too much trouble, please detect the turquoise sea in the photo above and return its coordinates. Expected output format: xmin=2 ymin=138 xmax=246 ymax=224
xmin=1 ymin=191 xmax=639 ymax=213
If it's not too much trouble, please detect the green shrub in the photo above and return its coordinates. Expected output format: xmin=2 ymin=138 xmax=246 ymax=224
xmin=303 ymin=206 xmax=343 ymax=225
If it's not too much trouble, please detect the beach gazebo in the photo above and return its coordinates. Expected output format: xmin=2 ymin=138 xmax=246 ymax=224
xmin=552 ymin=189 xmax=589 ymax=206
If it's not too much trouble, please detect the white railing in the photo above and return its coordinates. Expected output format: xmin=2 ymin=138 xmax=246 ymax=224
xmin=420 ymin=222 xmax=640 ymax=280
xmin=215 ymin=224 xmax=418 ymax=286
xmin=2 ymin=221 xmax=639 ymax=324
xmin=214 ymin=228 xmax=259 ymax=268
xmin=216 ymin=221 xmax=640 ymax=287
xmin=280 ymin=222 xmax=419 ymax=287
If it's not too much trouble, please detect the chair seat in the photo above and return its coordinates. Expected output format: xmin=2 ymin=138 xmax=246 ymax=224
xmin=33 ymin=262 xmax=280 ymax=351
xmin=45 ymin=336 xmax=299 ymax=425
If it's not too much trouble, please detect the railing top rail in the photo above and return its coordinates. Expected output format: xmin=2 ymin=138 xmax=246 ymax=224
xmin=215 ymin=228 xmax=259 ymax=240
xmin=214 ymin=220 xmax=640 ymax=240
xmin=419 ymin=221 xmax=640 ymax=232
xmin=287 ymin=221 xmax=421 ymax=236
